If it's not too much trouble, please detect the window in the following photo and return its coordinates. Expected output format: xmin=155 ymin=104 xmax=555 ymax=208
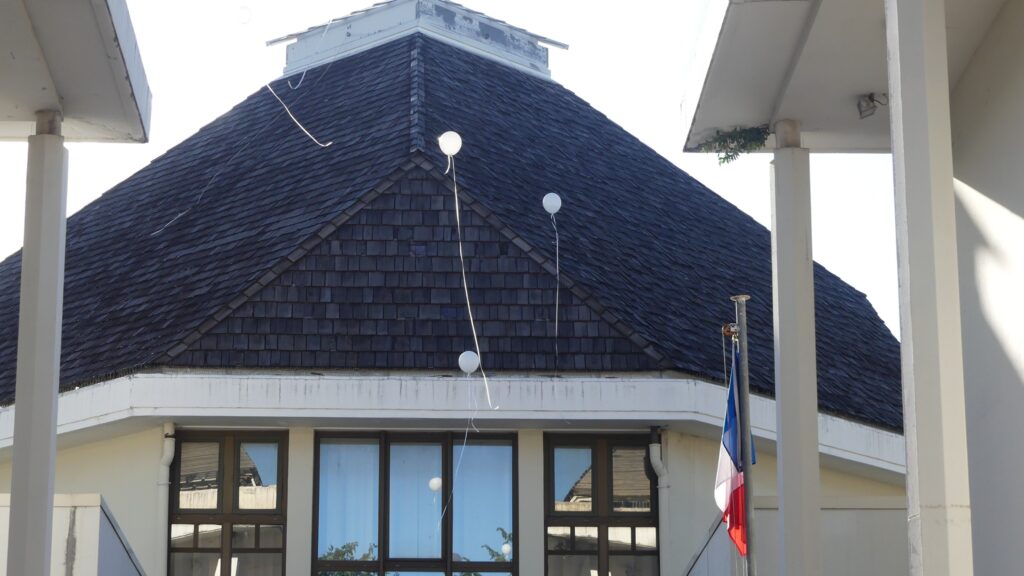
xmin=545 ymin=435 xmax=658 ymax=576
xmin=170 ymin=431 xmax=287 ymax=576
xmin=314 ymin=432 xmax=516 ymax=576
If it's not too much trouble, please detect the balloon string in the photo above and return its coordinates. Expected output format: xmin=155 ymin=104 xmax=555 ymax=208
xmin=448 ymin=157 xmax=497 ymax=409
xmin=551 ymin=213 xmax=560 ymax=366
xmin=265 ymin=83 xmax=333 ymax=148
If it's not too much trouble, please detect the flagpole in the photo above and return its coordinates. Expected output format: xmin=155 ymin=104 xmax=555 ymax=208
xmin=732 ymin=294 xmax=757 ymax=576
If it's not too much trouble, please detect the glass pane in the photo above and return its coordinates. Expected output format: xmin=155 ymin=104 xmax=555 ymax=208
xmin=574 ymin=526 xmax=598 ymax=551
xmin=170 ymin=552 xmax=220 ymax=576
xmin=453 ymin=442 xmax=514 ymax=562
xmin=546 ymin=526 xmax=571 ymax=551
xmin=197 ymin=525 xmax=221 ymax=549
xmin=388 ymin=443 xmax=443 ymax=558
xmin=260 ymin=525 xmax=284 ymax=549
xmin=553 ymin=447 xmax=592 ymax=512
xmin=635 ymin=527 xmax=657 ymax=551
xmin=456 ymin=574 xmax=512 ymax=576
xmin=609 ymin=526 xmax=632 ymax=551
xmin=232 ymin=553 xmax=282 ymax=576
xmin=609 ymin=555 xmax=659 ymax=576
xmin=232 ymin=524 xmax=256 ymax=548
xmin=612 ymin=447 xmax=652 ymax=513
xmin=318 ymin=439 xmax=379 ymax=562
xmin=170 ymin=524 xmax=193 ymax=549
xmin=239 ymin=442 xmax=279 ymax=510
xmin=548 ymin=554 xmax=598 ymax=576
xmin=179 ymin=442 xmax=220 ymax=509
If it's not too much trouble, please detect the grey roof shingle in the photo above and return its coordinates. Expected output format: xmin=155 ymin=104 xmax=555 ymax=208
xmin=0 ymin=34 xmax=902 ymax=430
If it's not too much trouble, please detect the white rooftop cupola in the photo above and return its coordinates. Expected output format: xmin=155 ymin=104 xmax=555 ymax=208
xmin=269 ymin=0 xmax=567 ymax=79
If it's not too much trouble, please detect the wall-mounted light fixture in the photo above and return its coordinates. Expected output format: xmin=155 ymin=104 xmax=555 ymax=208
xmin=857 ymin=92 xmax=890 ymax=119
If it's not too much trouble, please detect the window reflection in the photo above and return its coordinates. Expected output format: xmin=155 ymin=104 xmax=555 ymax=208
xmin=232 ymin=553 xmax=282 ymax=575
xmin=318 ymin=439 xmax=379 ymax=561
xmin=453 ymin=442 xmax=513 ymax=562
xmin=389 ymin=443 xmax=443 ymax=558
xmin=238 ymin=442 xmax=278 ymax=510
xmin=170 ymin=524 xmax=193 ymax=549
xmin=553 ymin=447 xmax=592 ymax=512
xmin=548 ymin=554 xmax=598 ymax=576
xmin=609 ymin=526 xmax=632 ymax=551
xmin=574 ymin=526 xmax=598 ymax=551
xmin=179 ymin=442 xmax=220 ymax=510
xmin=546 ymin=526 xmax=571 ymax=551
xmin=608 ymin=555 xmax=659 ymax=575
xmin=197 ymin=524 xmax=221 ymax=549
xmin=635 ymin=527 xmax=657 ymax=551
xmin=612 ymin=447 xmax=652 ymax=513
xmin=170 ymin=552 xmax=220 ymax=576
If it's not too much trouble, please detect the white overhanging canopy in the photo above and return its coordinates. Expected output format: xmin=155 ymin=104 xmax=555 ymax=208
xmin=684 ymin=0 xmax=1005 ymax=152
xmin=0 ymin=0 xmax=151 ymax=141
xmin=1 ymin=1 xmax=151 ymax=573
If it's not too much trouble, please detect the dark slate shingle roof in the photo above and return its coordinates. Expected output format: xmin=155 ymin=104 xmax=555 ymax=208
xmin=0 ymin=34 xmax=902 ymax=430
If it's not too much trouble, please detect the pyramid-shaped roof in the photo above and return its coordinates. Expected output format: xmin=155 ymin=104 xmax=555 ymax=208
xmin=0 ymin=34 xmax=902 ymax=430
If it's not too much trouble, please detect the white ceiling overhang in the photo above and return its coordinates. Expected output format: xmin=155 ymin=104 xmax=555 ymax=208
xmin=684 ymin=0 xmax=1007 ymax=152
xmin=0 ymin=0 xmax=151 ymax=142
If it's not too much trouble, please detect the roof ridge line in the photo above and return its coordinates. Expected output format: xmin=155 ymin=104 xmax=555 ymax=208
xmin=409 ymin=35 xmax=427 ymax=152
xmin=416 ymin=159 xmax=673 ymax=370
xmin=155 ymin=156 xmax=435 ymax=364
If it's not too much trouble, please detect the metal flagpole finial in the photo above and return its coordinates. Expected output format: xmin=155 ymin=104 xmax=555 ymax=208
xmin=730 ymin=294 xmax=751 ymax=303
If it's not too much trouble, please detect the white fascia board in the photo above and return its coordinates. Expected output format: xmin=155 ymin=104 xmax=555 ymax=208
xmin=0 ymin=371 xmax=905 ymax=476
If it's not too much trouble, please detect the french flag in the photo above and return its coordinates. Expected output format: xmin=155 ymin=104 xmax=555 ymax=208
xmin=714 ymin=347 xmax=755 ymax=556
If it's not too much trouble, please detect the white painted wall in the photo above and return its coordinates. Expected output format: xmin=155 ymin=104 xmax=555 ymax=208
xmin=0 ymin=420 xmax=905 ymax=576
xmin=657 ymin=431 xmax=904 ymax=573
xmin=0 ymin=494 xmax=144 ymax=575
xmin=685 ymin=501 xmax=908 ymax=576
xmin=0 ymin=427 xmax=164 ymax=576
xmin=950 ymin=0 xmax=1024 ymax=573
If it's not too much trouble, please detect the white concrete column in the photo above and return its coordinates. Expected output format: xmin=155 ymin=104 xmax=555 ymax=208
xmin=286 ymin=427 xmax=315 ymax=576
xmin=517 ymin=430 xmax=544 ymax=576
xmin=770 ymin=119 xmax=821 ymax=576
xmin=6 ymin=110 xmax=68 ymax=576
xmin=884 ymin=0 xmax=975 ymax=573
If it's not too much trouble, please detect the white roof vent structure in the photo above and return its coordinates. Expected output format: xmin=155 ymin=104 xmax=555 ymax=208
xmin=269 ymin=0 xmax=567 ymax=79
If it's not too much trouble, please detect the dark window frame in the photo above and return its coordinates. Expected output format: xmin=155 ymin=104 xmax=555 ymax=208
xmin=544 ymin=434 xmax=658 ymax=576
xmin=169 ymin=430 xmax=289 ymax=575
xmin=313 ymin=431 xmax=518 ymax=576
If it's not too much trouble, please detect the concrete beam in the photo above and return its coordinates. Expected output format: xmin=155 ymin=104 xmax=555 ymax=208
xmin=771 ymin=119 xmax=822 ymax=576
xmin=884 ymin=0 xmax=975 ymax=573
xmin=6 ymin=110 xmax=68 ymax=576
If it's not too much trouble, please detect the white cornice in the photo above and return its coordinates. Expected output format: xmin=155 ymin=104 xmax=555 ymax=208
xmin=0 ymin=370 xmax=905 ymax=478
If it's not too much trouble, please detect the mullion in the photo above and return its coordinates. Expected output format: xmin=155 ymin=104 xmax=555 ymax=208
xmin=445 ymin=431 xmax=454 ymax=576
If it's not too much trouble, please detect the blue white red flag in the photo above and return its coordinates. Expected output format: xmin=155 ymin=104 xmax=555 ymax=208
xmin=714 ymin=346 xmax=755 ymax=556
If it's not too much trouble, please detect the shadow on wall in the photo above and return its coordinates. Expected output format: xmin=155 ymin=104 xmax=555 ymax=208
xmin=953 ymin=177 xmax=1024 ymax=572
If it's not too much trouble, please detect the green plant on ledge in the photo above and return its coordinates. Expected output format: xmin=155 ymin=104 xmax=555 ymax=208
xmin=696 ymin=125 xmax=770 ymax=164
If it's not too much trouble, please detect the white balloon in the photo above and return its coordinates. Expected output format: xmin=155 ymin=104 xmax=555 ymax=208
xmin=428 ymin=476 xmax=443 ymax=492
xmin=438 ymin=131 xmax=463 ymax=156
xmin=542 ymin=192 xmax=562 ymax=215
xmin=501 ymin=543 xmax=512 ymax=557
xmin=458 ymin=350 xmax=480 ymax=374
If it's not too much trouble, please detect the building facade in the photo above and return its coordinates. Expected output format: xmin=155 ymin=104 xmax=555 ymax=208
xmin=0 ymin=2 xmax=910 ymax=575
